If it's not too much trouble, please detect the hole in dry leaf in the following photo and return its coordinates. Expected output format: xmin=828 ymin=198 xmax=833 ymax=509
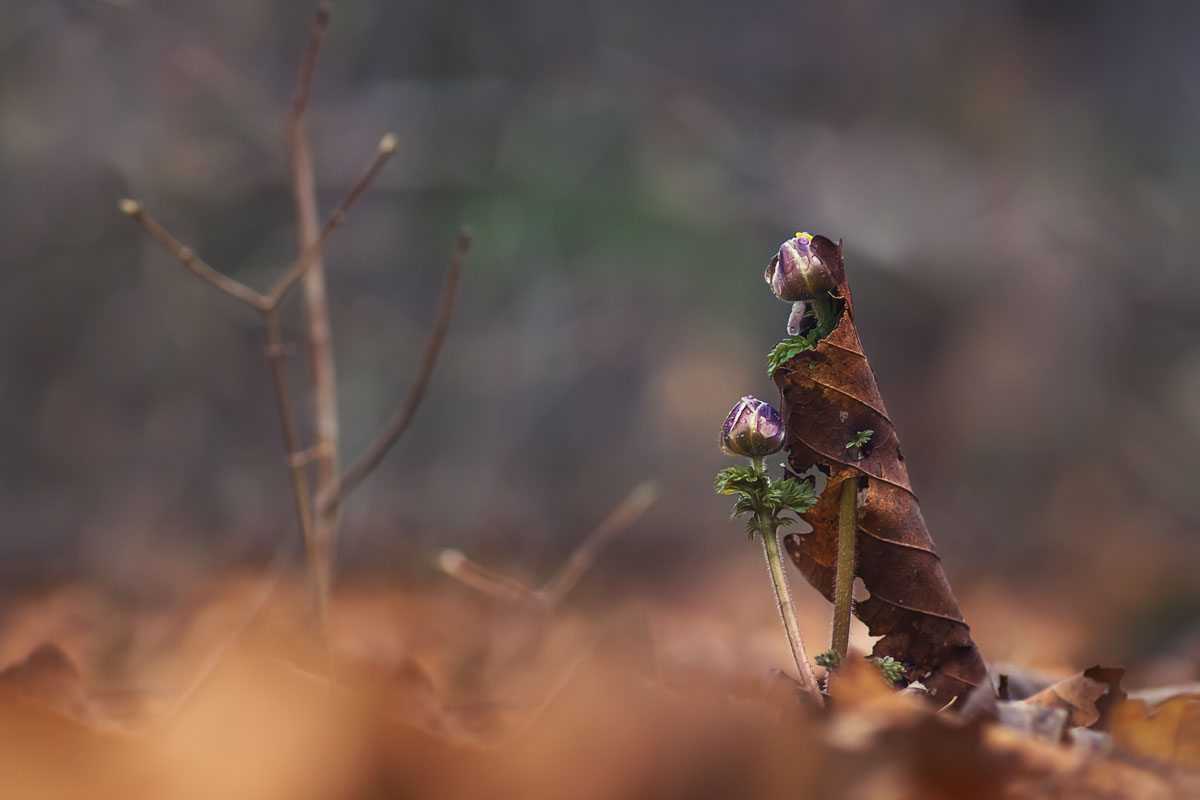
xmin=853 ymin=577 xmax=870 ymax=603
xmin=805 ymin=468 xmax=827 ymax=497
xmin=790 ymin=519 xmax=814 ymax=537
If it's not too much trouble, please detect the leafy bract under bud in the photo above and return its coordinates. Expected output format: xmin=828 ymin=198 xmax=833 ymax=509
xmin=720 ymin=396 xmax=785 ymax=458
xmin=764 ymin=232 xmax=836 ymax=303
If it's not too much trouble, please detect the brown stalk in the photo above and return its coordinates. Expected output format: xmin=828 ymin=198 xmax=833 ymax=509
xmin=319 ymin=227 xmax=473 ymax=515
xmin=438 ymin=480 xmax=660 ymax=609
xmin=119 ymin=202 xmax=321 ymax=647
xmin=540 ymin=480 xmax=660 ymax=607
xmin=119 ymin=146 xmax=392 ymax=663
xmin=267 ymin=133 xmax=397 ymax=306
xmin=436 ymin=550 xmax=544 ymax=608
xmin=264 ymin=308 xmax=328 ymax=646
xmin=287 ymin=2 xmax=342 ymax=603
xmin=118 ymin=200 xmax=268 ymax=311
xmin=122 ymin=3 xmax=471 ymax=673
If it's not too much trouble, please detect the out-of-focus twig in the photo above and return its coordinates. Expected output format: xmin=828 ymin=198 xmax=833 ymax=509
xmin=122 ymin=2 xmax=471 ymax=677
xmin=287 ymin=2 xmax=342 ymax=606
xmin=437 ymin=550 xmax=543 ymax=608
xmin=320 ymin=227 xmax=473 ymax=514
xmin=119 ymin=200 xmax=268 ymax=310
xmin=267 ymin=133 xmax=397 ymax=305
xmin=540 ymin=480 xmax=660 ymax=606
xmin=120 ymin=128 xmax=394 ymax=312
xmin=438 ymin=480 xmax=660 ymax=610
xmin=120 ymin=201 xmax=323 ymax=651
xmin=264 ymin=308 xmax=325 ymax=646
xmin=119 ymin=125 xmax=393 ymax=665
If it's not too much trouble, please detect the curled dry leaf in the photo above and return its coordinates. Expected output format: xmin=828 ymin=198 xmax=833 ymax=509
xmin=1111 ymin=692 xmax=1200 ymax=771
xmin=1021 ymin=664 xmax=1126 ymax=730
xmin=773 ymin=234 xmax=987 ymax=702
xmin=0 ymin=643 xmax=95 ymax=725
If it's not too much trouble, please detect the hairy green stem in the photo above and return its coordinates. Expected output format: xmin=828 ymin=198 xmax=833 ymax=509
xmin=750 ymin=455 xmax=824 ymax=705
xmin=831 ymin=476 xmax=858 ymax=659
xmin=759 ymin=517 xmax=823 ymax=703
xmin=809 ymin=293 xmax=839 ymax=339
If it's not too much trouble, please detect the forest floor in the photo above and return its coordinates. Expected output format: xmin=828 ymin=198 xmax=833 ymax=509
xmin=0 ymin=555 xmax=1196 ymax=800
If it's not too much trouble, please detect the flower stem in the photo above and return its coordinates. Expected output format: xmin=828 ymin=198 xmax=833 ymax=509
xmin=757 ymin=508 xmax=824 ymax=706
xmin=809 ymin=292 xmax=839 ymax=339
xmin=831 ymin=476 xmax=858 ymax=659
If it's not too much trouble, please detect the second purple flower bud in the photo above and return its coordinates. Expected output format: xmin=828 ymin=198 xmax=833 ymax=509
xmin=720 ymin=396 xmax=785 ymax=458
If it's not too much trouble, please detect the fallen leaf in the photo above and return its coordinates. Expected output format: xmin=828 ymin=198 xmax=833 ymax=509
xmin=1112 ymin=692 xmax=1200 ymax=771
xmin=0 ymin=642 xmax=94 ymax=724
xmin=1022 ymin=664 xmax=1126 ymax=730
xmin=774 ymin=234 xmax=988 ymax=702
xmin=996 ymin=700 xmax=1070 ymax=743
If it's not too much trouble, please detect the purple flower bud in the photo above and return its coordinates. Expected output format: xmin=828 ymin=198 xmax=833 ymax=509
xmin=720 ymin=396 xmax=785 ymax=458
xmin=764 ymin=232 xmax=836 ymax=302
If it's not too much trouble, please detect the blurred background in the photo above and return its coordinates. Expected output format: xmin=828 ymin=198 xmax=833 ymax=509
xmin=2 ymin=0 xmax=1199 ymax=682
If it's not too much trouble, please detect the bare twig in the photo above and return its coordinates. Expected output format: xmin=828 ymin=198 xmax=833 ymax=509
xmin=437 ymin=550 xmax=544 ymax=608
xmin=265 ymin=308 xmax=328 ymax=654
xmin=122 ymin=2 xmax=464 ymax=680
xmin=287 ymin=2 xmax=342 ymax=615
xmin=438 ymin=480 xmax=660 ymax=610
xmin=289 ymin=2 xmax=330 ymax=125
xmin=286 ymin=442 xmax=334 ymax=469
xmin=540 ymin=480 xmax=660 ymax=606
xmin=119 ymin=200 xmax=268 ymax=310
xmin=267 ymin=133 xmax=397 ymax=305
xmin=119 ymin=200 xmax=332 ymax=665
xmin=121 ymin=131 xmax=395 ymax=318
xmin=320 ymin=227 xmax=473 ymax=514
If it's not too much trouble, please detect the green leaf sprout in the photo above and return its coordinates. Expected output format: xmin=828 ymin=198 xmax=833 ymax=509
xmin=815 ymin=651 xmax=908 ymax=685
xmin=766 ymin=328 xmax=823 ymax=376
xmin=871 ymin=656 xmax=906 ymax=683
xmin=846 ymin=429 xmax=874 ymax=450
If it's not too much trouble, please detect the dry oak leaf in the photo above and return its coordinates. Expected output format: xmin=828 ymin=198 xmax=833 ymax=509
xmin=773 ymin=234 xmax=987 ymax=703
xmin=1112 ymin=692 xmax=1200 ymax=771
xmin=1021 ymin=664 xmax=1126 ymax=730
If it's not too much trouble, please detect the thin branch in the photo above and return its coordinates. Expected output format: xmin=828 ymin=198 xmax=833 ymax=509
xmin=289 ymin=2 xmax=330 ymax=129
xmin=540 ymin=480 xmax=660 ymax=607
xmin=287 ymin=2 xmax=341 ymax=607
xmin=264 ymin=309 xmax=326 ymax=641
xmin=118 ymin=198 xmax=330 ymax=667
xmin=121 ymin=2 xmax=396 ymax=681
xmin=119 ymin=200 xmax=268 ymax=310
xmin=266 ymin=133 xmax=397 ymax=306
xmin=320 ymin=227 xmax=472 ymax=513
xmin=437 ymin=550 xmax=544 ymax=608
xmin=437 ymin=480 xmax=659 ymax=610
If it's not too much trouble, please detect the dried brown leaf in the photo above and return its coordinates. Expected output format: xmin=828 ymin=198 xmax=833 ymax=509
xmin=1022 ymin=664 xmax=1126 ymax=730
xmin=1112 ymin=692 xmax=1200 ymax=771
xmin=774 ymin=235 xmax=987 ymax=702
